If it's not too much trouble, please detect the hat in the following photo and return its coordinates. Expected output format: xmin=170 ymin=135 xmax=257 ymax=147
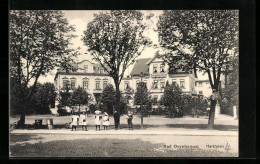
xmin=104 ymin=112 xmax=108 ymax=116
xmin=95 ymin=110 xmax=101 ymax=114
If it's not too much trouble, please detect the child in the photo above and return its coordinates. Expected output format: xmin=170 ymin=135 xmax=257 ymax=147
xmin=103 ymin=112 xmax=110 ymax=130
xmin=94 ymin=110 xmax=102 ymax=131
xmin=79 ymin=112 xmax=88 ymax=131
xmin=126 ymin=111 xmax=133 ymax=130
xmin=71 ymin=112 xmax=79 ymax=131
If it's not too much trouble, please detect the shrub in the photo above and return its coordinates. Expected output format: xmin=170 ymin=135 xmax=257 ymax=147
xmin=57 ymin=108 xmax=70 ymax=116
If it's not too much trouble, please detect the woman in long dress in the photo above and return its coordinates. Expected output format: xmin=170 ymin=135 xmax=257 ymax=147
xmin=103 ymin=112 xmax=110 ymax=130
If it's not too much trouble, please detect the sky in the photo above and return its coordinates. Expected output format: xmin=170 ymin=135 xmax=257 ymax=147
xmin=38 ymin=10 xmax=164 ymax=84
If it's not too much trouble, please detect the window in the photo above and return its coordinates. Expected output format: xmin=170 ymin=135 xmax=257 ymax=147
xmin=172 ymin=79 xmax=177 ymax=85
xmin=124 ymin=82 xmax=130 ymax=90
xmin=199 ymin=91 xmax=203 ymax=95
xmin=153 ymin=64 xmax=158 ymax=73
xmin=84 ymin=65 xmax=88 ymax=73
xmin=180 ymin=79 xmax=185 ymax=88
xmin=160 ymin=64 xmax=165 ymax=72
xmin=100 ymin=68 xmax=104 ymax=73
xmin=96 ymin=81 xmax=101 ymax=90
xmin=198 ymin=82 xmax=203 ymax=86
xmin=94 ymin=66 xmax=99 ymax=73
xmin=103 ymin=81 xmax=108 ymax=89
xmin=160 ymin=81 xmax=165 ymax=88
xmin=83 ymin=80 xmax=89 ymax=90
xmin=63 ymin=80 xmax=70 ymax=89
xmin=153 ymin=80 xmax=158 ymax=89
xmin=71 ymin=79 xmax=76 ymax=89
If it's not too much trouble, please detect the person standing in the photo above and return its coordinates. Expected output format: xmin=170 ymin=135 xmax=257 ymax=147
xmin=103 ymin=112 xmax=110 ymax=130
xmin=94 ymin=110 xmax=102 ymax=131
xmin=79 ymin=111 xmax=88 ymax=131
xmin=126 ymin=111 xmax=133 ymax=130
xmin=71 ymin=112 xmax=79 ymax=131
xmin=113 ymin=110 xmax=120 ymax=130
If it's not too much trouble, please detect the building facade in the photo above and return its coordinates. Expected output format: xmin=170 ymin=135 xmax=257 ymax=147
xmin=54 ymin=60 xmax=114 ymax=107
xmin=54 ymin=54 xmax=228 ymax=108
xmin=119 ymin=54 xmax=197 ymax=106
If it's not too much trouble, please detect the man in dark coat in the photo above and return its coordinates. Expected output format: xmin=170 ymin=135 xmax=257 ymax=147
xmin=113 ymin=110 xmax=120 ymax=130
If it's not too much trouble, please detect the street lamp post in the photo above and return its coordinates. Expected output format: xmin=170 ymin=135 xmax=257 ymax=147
xmin=139 ymin=72 xmax=145 ymax=129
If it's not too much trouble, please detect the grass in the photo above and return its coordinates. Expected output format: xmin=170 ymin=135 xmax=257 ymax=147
xmin=10 ymin=137 xmax=237 ymax=157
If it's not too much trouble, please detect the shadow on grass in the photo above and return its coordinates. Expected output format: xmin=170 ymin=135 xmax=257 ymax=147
xmin=10 ymin=134 xmax=44 ymax=143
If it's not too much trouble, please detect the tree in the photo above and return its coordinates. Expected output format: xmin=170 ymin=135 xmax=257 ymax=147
xmin=10 ymin=10 xmax=78 ymax=127
xmin=30 ymin=82 xmax=56 ymax=114
xmin=124 ymin=86 xmax=134 ymax=104
xmin=157 ymin=10 xmax=238 ymax=129
xmin=180 ymin=94 xmax=193 ymax=116
xmin=134 ymin=82 xmax=149 ymax=128
xmin=219 ymin=57 xmax=239 ymax=115
xmin=68 ymin=87 xmax=89 ymax=114
xmin=100 ymin=84 xmax=116 ymax=115
xmin=58 ymin=88 xmax=72 ymax=109
xmin=162 ymin=83 xmax=182 ymax=118
xmin=82 ymin=10 xmax=151 ymax=115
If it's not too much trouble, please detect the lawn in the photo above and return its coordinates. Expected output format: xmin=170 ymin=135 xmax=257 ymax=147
xmin=10 ymin=135 xmax=237 ymax=157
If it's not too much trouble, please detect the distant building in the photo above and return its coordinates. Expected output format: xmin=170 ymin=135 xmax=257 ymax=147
xmin=120 ymin=54 xmax=197 ymax=107
xmin=54 ymin=53 xmax=231 ymax=108
xmin=54 ymin=60 xmax=114 ymax=107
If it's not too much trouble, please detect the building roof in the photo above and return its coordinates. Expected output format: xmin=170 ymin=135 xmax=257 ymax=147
xmin=130 ymin=58 xmax=151 ymax=76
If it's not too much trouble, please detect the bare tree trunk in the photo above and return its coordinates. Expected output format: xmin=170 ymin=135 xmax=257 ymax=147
xmin=208 ymin=99 xmax=217 ymax=129
xmin=141 ymin=107 xmax=144 ymax=129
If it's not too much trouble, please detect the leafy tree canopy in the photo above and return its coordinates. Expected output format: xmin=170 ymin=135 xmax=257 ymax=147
xmin=157 ymin=10 xmax=238 ymax=91
xmin=10 ymin=10 xmax=79 ymax=126
xmin=100 ymin=84 xmax=116 ymax=113
xmin=134 ymin=82 xmax=149 ymax=105
xmin=82 ymin=10 xmax=152 ymax=111
xmin=68 ymin=87 xmax=89 ymax=108
xmin=162 ymin=83 xmax=182 ymax=108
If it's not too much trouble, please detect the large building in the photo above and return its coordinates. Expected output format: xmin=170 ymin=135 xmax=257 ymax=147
xmin=54 ymin=53 xmax=227 ymax=108
xmin=119 ymin=54 xmax=197 ymax=106
xmin=54 ymin=59 xmax=114 ymax=106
